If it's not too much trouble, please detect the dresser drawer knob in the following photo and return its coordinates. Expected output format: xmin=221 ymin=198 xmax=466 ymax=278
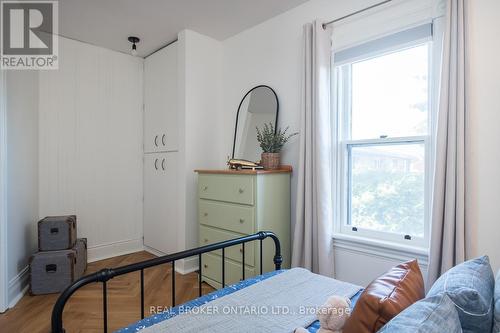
xmin=204 ymin=264 xmax=208 ymax=268
xmin=204 ymin=238 xmax=208 ymax=243
xmin=239 ymin=218 xmax=245 ymax=224
xmin=204 ymin=212 xmax=208 ymax=217
xmin=239 ymin=248 xmax=243 ymax=253
xmin=203 ymin=186 xmax=208 ymax=191
xmin=238 ymin=188 xmax=244 ymax=194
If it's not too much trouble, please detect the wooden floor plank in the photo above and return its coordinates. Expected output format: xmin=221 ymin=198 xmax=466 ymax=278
xmin=0 ymin=251 xmax=214 ymax=333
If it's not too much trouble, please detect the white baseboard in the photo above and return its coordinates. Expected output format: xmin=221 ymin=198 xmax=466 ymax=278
xmin=5 ymin=239 xmax=143 ymax=310
xmin=88 ymin=238 xmax=144 ymax=263
xmin=5 ymin=240 xmax=201 ymax=310
xmin=175 ymin=257 xmax=199 ymax=275
xmin=143 ymin=246 xmax=199 ymax=275
xmin=8 ymin=265 xmax=29 ymax=309
xmin=143 ymin=245 xmax=163 ymax=257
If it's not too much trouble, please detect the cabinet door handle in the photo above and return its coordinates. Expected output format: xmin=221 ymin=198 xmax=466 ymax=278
xmin=204 ymin=264 xmax=208 ymax=268
xmin=204 ymin=238 xmax=208 ymax=243
xmin=239 ymin=218 xmax=245 ymax=224
xmin=162 ymin=134 xmax=166 ymax=146
xmin=154 ymin=159 xmax=159 ymax=170
xmin=162 ymin=158 xmax=166 ymax=170
xmin=203 ymin=186 xmax=208 ymax=191
xmin=154 ymin=135 xmax=159 ymax=147
xmin=203 ymin=212 xmax=208 ymax=217
xmin=238 ymin=188 xmax=244 ymax=194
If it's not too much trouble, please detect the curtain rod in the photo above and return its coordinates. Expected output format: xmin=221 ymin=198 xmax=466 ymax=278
xmin=322 ymin=0 xmax=393 ymax=29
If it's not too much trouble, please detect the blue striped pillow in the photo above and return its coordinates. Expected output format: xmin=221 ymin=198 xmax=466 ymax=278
xmin=378 ymin=293 xmax=462 ymax=333
xmin=427 ymin=256 xmax=494 ymax=333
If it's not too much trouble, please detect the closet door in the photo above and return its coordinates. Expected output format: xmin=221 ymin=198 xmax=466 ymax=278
xmin=143 ymin=152 xmax=179 ymax=254
xmin=144 ymin=42 xmax=178 ymax=153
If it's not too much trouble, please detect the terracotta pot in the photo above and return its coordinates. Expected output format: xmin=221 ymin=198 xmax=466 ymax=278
xmin=261 ymin=153 xmax=280 ymax=170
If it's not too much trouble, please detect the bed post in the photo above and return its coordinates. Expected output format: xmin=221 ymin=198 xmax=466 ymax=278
xmin=258 ymin=231 xmax=282 ymax=270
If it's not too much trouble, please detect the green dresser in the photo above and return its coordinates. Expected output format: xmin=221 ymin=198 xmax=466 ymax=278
xmin=196 ymin=167 xmax=291 ymax=289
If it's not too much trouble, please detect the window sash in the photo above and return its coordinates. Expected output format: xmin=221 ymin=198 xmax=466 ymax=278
xmin=334 ymin=36 xmax=435 ymax=249
xmin=339 ymin=137 xmax=429 ymax=248
xmin=343 ymin=136 xmax=427 ymax=146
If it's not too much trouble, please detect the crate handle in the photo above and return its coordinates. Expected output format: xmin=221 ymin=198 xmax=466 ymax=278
xmin=46 ymin=264 xmax=57 ymax=273
xmin=50 ymin=227 xmax=59 ymax=234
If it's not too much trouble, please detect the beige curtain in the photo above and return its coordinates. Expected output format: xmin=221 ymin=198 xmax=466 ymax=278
xmin=428 ymin=0 xmax=467 ymax=286
xmin=292 ymin=21 xmax=335 ymax=277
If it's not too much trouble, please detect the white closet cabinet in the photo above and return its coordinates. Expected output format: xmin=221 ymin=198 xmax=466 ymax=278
xmin=143 ymin=31 xmax=222 ymax=272
xmin=144 ymin=42 xmax=178 ymax=153
xmin=143 ymin=41 xmax=179 ymax=254
xmin=143 ymin=152 xmax=179 ymax=254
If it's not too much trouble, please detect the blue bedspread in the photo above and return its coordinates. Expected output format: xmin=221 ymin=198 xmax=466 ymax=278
xmin=117 ymin=270 xmax=362 ymax=333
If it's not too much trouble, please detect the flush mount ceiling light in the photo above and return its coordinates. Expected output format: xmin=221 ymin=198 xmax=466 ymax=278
xmin=128 ymin=36 xmax=140 ymax=56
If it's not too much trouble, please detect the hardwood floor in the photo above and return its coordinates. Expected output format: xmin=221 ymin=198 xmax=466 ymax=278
xmin=0 ymin=251 xmax=214 ymax=333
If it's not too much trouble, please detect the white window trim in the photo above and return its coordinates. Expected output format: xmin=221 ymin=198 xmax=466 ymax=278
xmin=332 ymin=22 xmax=443 ymax=252
xmin=332 ymin=232 xmax=429 ymax=259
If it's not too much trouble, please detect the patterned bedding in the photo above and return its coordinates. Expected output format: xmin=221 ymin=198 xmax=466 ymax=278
xmin=116 ymin=270 xmax=363 ymax=333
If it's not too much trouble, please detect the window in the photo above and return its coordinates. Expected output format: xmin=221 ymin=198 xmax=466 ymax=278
xmin=334 ymin=24 xmax=436 ymax=248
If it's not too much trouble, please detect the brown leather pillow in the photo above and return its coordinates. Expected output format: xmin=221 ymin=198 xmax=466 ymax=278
xmin=343 ymin=260 xmax=425 ymax=333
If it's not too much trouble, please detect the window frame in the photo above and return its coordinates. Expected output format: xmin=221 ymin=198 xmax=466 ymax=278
xmin=333 ymin=29 xmax=438 ymax=250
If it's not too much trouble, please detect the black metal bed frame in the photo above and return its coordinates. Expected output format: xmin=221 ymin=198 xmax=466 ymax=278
xmin=51 ymin=231 xmax=282 ymax=333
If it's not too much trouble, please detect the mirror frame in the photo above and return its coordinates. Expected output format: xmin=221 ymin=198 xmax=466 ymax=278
xmin=231 ymin=85 xmax=279 ymax=159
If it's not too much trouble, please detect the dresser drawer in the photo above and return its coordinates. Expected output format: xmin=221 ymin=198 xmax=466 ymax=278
xmin=201 ymin=253 xmax=255 ymax=286
xmin=198 ymin=174 xmax=254 ymax=205
xmin=199 ymin=225 xmax=255 ymax=266
xmin=199 ymin=200 xmax=254 ymax=234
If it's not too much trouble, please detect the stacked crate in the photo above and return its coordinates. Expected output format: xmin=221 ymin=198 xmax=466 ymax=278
xmin=29 ymin=215 xmax=88 ymax=295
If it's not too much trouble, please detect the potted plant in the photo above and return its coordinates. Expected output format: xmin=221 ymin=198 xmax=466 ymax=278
xmin=256 ymin=123 xmax=298 ymax=170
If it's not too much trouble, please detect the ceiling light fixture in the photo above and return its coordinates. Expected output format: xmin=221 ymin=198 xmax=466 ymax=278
xmin=128 ymin=36 xmax=140 ymax=56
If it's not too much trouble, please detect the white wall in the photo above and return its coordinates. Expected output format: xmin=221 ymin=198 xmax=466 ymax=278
xmin=176 ymin=30 xmax=224 ymax=272
xmin=220 ymin=0 xmax=433 ymax=285
xmin=466 ymin=0 xmax=500 ymax=273
xmin=333 ymin=237 xmax=428 ymax=286
xmin=38 ymin=37 xmax=144 ymax=262
xmin=221 ymin=0 xmax=389 ymax=235
xmin=220 ymin=0 xmax=500 ymax=283
xmin=5 ymin=70 xmax=39 ymax=305
xmin=3 ymin=0 xmax=498 ymax=302
xmin=0 ymin=70 xmax=6 ymax=313
xmin=217 ymin=0 xmax=500 ymax=283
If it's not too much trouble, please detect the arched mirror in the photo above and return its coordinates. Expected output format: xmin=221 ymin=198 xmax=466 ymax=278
xmin=232 ymin=85 xmax=279 ymax=162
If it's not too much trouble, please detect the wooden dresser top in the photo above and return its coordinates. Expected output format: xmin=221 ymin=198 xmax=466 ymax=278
xmin=195 ymin=165 xmax=292 ymax=175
